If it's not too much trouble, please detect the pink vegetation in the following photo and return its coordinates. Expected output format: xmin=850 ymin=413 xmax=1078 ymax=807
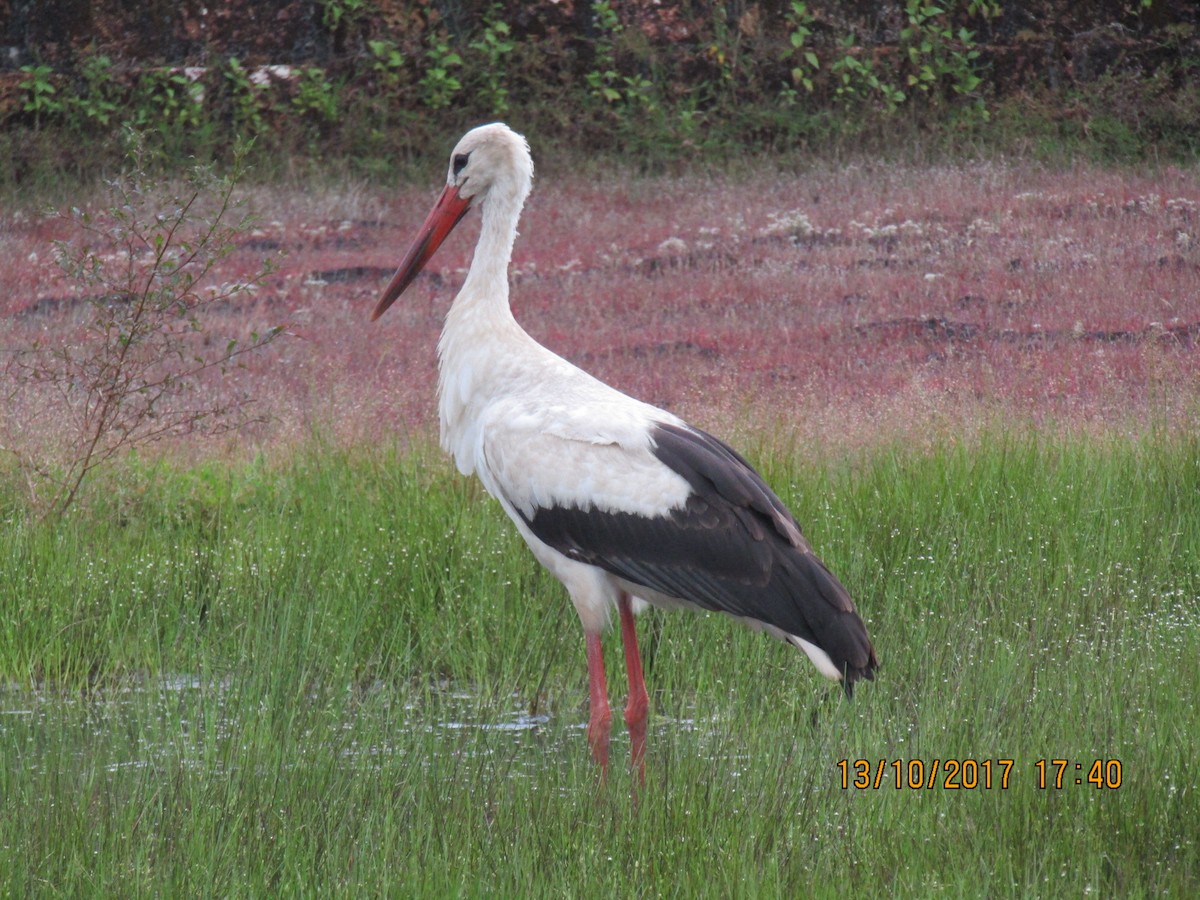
xmin=3 ymin=159 xmax=1199 ymax=458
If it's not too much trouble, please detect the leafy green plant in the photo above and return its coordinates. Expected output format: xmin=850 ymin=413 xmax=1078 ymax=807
xmin=417 ymin=36 xmax=463 ymax=111
xmin=585 ymin=0 xmax=623 ymax=105
xmin=133 ymin=68 xmax=205 ymax=136
xmin=225 ymin=57 xmax=268 ymax=135
xmin=830 ymin=34 xmax=906 ymax=110
xmin=419 ymin=37 xmax=463 ymax=110
xmin=469 ymin=5 xmax=516 ymax=116
xmin=585 ymin=1 xmax=658 ymax=113
xmin=2 ymin=138 xmax=287 ymax=520
xmin=782 ymin=0 xmax=820 ymax=98
xmin=292 ymin=67 xmax=340 ymax=123
xmin=18 ymin=64 xmax=64 ymax=129
xmin=899 ymin=1 xmax=985 ymax=102
xmin=367 ymin=38 xmax=406 ymax=92
xmin=967 ymin=0 xmax=1002 ymax=18
xmin=319 ymin=0 xmax=368 ymax=33
xmin=67 ymin=54 xmax=120 ymax=131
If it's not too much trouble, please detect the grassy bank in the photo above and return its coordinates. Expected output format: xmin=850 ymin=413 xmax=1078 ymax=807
xmin=1 ymin=431 xmax=1197 ymax=894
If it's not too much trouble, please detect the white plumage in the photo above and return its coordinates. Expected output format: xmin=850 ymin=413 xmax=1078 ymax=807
xmin=371 ymin=123 xmax=877 ymax=778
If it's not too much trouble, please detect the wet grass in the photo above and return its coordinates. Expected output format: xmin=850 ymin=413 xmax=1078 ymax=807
xmin=1 ymin=430 xmax=1198 ymax=895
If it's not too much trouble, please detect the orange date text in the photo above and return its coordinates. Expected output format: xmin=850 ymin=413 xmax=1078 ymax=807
xmin=836 ymin=758 xmax=1015 ymax=790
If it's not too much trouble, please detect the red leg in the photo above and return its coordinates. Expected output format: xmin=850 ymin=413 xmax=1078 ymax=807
xmin=585 ymin=631 xmax=612 ymax=775
xmin=618 ymin=593 xmax=649 ymax=783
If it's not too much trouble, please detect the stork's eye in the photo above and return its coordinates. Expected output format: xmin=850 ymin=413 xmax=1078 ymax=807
xmin=452 ymin=153 xmax=470 ymax=177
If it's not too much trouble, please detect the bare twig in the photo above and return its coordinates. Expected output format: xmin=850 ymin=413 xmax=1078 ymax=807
xmin=2 ymin=136 xmax=289 ymax=521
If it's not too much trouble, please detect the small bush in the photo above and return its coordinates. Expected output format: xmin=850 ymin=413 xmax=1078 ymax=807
xmin=1 ymin=136 xmax=288 ymax=520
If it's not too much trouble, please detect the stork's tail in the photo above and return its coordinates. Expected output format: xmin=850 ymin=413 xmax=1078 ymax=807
xmin=786 ymin=553 xmax=879 ymax=698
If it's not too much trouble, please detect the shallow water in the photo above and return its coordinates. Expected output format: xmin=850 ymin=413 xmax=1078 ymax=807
xmin=1 ymin=672 xmax=724 ymax=783
xmin=1 ymin=674 xmax=593 ymax=784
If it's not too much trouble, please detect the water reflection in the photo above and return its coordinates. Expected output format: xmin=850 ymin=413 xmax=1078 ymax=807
xmin=442 ymin=713 xmax=550 ymax=732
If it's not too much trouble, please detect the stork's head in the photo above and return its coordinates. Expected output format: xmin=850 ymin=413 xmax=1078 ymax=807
xmin=371 ymin=123 xmax=533 ymax=321
xmin=446 ymin=122 xmax=534 ymax=208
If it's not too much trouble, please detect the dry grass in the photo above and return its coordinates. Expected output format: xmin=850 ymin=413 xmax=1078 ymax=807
xmin=4 ymin=158 xmax=1199 ymax=467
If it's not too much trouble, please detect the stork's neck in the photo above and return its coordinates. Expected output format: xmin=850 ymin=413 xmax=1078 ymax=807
xmin=439 ymin=188 xmax=529 ymax=377
xmin=455 ymin=188 xmax=524 ymax=321
xmin=437 ymin=184 xmax=537 ymax=472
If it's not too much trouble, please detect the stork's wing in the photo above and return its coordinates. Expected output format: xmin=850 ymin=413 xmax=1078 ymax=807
xmin=485 ymin=416 xmax=877 ymax=686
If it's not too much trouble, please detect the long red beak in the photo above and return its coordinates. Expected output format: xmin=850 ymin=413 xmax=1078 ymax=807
xmin=371 ymin=184 xmax=472 ymax=321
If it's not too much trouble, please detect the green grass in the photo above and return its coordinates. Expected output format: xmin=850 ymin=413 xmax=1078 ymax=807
xmin=1 ymin=431 xmax=1197 ymax=895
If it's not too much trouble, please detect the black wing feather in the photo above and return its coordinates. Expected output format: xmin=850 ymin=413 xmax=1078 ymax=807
xmin=518 ymin=422 xmax=878 ymax=691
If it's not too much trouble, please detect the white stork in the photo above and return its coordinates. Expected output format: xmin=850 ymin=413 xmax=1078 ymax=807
xmin=371 ymin=123 xmax=878 ymax=778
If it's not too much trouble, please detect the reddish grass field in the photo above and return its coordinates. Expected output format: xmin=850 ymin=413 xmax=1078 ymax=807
xmin=4 ymin=158 xmax=1199 ymax=460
